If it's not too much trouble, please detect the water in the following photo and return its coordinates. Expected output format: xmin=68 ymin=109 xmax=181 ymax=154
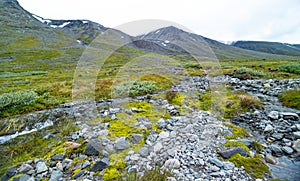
xmin=268 ymin=156 xmax=300 ymax=181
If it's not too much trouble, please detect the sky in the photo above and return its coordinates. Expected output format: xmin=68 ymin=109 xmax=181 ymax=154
xmin=18 ymin=0 xmax=300 ymax=44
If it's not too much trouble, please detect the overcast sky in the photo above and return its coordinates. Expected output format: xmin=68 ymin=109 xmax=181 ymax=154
xmin=18 ymin=0 xmax=300 ymax=44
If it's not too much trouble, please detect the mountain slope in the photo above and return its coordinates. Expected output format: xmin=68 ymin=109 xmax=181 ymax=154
xmin=232 ymin=41 xmax=300 ymax=56
xmin=138 ymin=26 xmax=300 ymax=60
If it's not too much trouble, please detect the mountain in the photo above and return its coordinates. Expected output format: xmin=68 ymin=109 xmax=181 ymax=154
xmin=232 ymin=41 xmax=300 ymax=56
xmin=138 ymin=26 xmax=300 ymax=60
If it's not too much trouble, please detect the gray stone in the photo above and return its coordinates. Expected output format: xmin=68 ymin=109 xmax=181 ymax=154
xmin=128 ymin=165 xmax=138 ymax=173
xmin=163 ymin=159 xmax=181 ymax=169
xmin=125 ymin=110 xmax=133 ymax=115
xmin=292 ymin=140 xmax=300 ymax=152
xmin=138 ymin=147 xmax=149 ymax=157
xmin=268 ymin=111 xmax=279 ymax=120
xmin=264 ymin=124 xmax=274 ymax=132
xmin=18 ymin=163 xmax=33 ymax=173
xmin=111 ymin=114 xmax=118 ymax=120
xmin=223 ymin=162 xmax=235 ymax=170
xmin=293 ymin=131 xmax=300 ymax=139
xmin=218 ymin=147 xmax=248 ymax=159
xmin=270 ymin=144 xmax=283 ymax=156
xmin=74 ymin=170 xmax=85 ymax=179
xmin=157 ymin=119 xmax=166 ymax=128
xmin=154 ymin=142 xmax=163 ymax=152
xmin=208 ymin=157 xmax=223 ymax=168
xmin=115 ymin=137 xmax=130 ymax=151
xmin=36 ymin=161 xmax=48 ymax=174
xmin=282 ymin=146 xmax=294 ymax=155
xmin=271 ymin=133 xmax=284 ymax=140
xmin=85 ymin=139 xmax=102 ymax=156
xmin=51 ymin=154 xmax=65 ymax=161
xmin=105 ymin=143 xmax=114 ymax=152
xmin=89 ymin=161 xmax=108 ymax=172
xmin=56 ymin=162 xmax=63 ymax=171
xmin=49 ymin=171 xmax=63 ymax=181
xmin=131 ymin=134 xmax=143 ymax=144
xmin=159 ymin=131 xmax=170 ymax=139
xmin=6 ymin=167 xmax=17 ymax=177
xmin=18 ymin=175 xmax=34 ymax=181
xmin=281 ymin=112 xmax=299 ymax=120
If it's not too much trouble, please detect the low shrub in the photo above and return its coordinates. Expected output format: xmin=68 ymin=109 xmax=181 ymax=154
xmin=0 ymin=90 xmax=37 ymax=110
xmin=113 ymin=80 xmax=158 ymax=97
xmin=278 ymin=89 xmax=300 ymax=109
xmin=236 ymin=67 xmax=266 ymax=77
xmin=277 ymin=64 xmax=300 ymax=75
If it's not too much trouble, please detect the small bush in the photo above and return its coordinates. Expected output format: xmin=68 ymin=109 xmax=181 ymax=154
xmin=238 ymin=94 xmax=262 ymax=109
xmin=113 ymin=80 xmax=158 ymax=97
xmin=277 ymin=64 xmax=300 ymax=75
xmin=236 ymin=67 xmax=266 ymax=77
xmin=0 ymin=90 xmax=37 ymax=110
xmin=278 ymin=89 xmax=300 ymax=109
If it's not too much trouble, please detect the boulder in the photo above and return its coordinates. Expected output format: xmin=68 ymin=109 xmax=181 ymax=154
xmin=115 ymin=137 xmax=130 ymax=151
xmin=218 ymin=147 xmax=248 ymax=159
xmin=85 ymin=139 xmax=102 ymax=156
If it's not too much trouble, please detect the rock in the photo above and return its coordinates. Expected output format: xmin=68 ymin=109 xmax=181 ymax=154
xmin=293 ymin=131 xmax=300 ymax=139
xmin=111 ymin=114 xmax=118 ymax=120
xmin=51 ymin=154 xmax=65 ymax=161
xmin=82 ymin=161 xmax=91 ymax=169
xmin=281 ymin=112 xmax=299 ymax=120
xmin=208 ymin=157 xmax=223 ymax=168
xmin=125 ymin=110 xmax=133 ymax=115
xmin=128 ymin=165 xmax=138 ymax=173
xmin=270 ymin=144 xmax=283 ymax=156
xmin=157 ymin=119 xmax=166 ymax=129
xmin=271 ymin=133 xmax=284 ymax=140
xmin=18 ymin=175 xmax=34 ymax=181
xmin=218 ymin=147 xmax=248 ymax=159
xmin=268 ymin=111 xmax=279 ymax=120
xmin=264 ymin=124 xmax=274 ymax=132
xmin=49 ymin=171 xmax=63 ymax=181
xmin=223 ymin=162 xmax=235 ymax=170
xmin=105 ymin=144 xmax=114 ymax=153
xmin=65 ymin=142 xmax=81 ymax=149
xmin=265 ymin=154 xmax=277 ymax=164
xmin=89 ymin=161 xmax=108 ymax=172
xmin=138 ymin=147 xmax=149 ymax=157
xmin=131 ymin=134 xmax=143 ymax=144
xmin=56 ymin=162 xmax=63 ymax=171
xmin=292 ymin=139 xmax=300 ymax=152
xmin=36 ymin=161 xmax=48 ymax=174
xmin=85 ymin=139 xmax=102 ymax=156
xmin=115 ymin=137 xmax=130 ymax=151
xmin=18 ymin=163 xmax=33 ymax=173
xmin=6 ymin=167 xmax=17 ymax=177
xmin=282 ymin=146 xmax=294 ymax=155
xmin=154 ymin=142 xmax=163 ymax=152
xmin=159 ymin=131 xmax=170 ymax=139
xmin=163 ymin=159 xmax=181 ymax=169
xmin=74 ymin=170 xmax=85 ymax=179
xmin=131 ymin=108 xmax=146 ymax=113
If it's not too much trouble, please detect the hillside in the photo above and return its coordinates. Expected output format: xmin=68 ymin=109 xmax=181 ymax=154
xmin=232 ymin=41 xmax=300 ymax=56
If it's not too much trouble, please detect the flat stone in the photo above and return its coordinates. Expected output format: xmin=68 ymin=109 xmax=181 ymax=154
xmin=268 ymin=111 xmax=279 ymax=120
xmin=292 ymin=139 xmax=300 ymax=152
xmin=264 ymin=124 xmax=274 ymax=132
xmin=131 ymin=134 xmax=143 ymax=144
xmin=18 ymin=163 xmax=33 ymax=173
xmin=115 ymin=137 xmax=130 ymax=151
xmin=51 ymin=154 xmax=65 ymax=161
xmin=282 ymin=146 xmax=294 ymax=155
xmin=281 ymin=112 xmax=299 ymax=120
xmin=270 ymin=144 xmax=283 ymax=157
xmin=163 ymin=159 xmax=181 ymax=169
xmin=154 ymin=142 xmax=163 ymax=152
xmin=271 ymin=133 xmax=284 ymax=140
xmin=49 ymin=171 xmax=63 ymax=181
xmin=36 ymin=161 xmax=48 ymax=174
xmin=208 ymin=157 xmax=224 ymax=168
xmin=138 ymin=147 xmax=149 ymax=157
xmin=89 ymin=161 xmax=108 ymax=172
xmin=85 ymin=139 xmax=102 ymax=156
xmin=74 ymin=170 xmax=85 ymax=179
xmin=218 ymin=147 xmax=248 ymax=159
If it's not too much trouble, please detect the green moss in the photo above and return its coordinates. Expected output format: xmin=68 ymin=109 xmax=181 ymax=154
xmin=252 ymin=141 xmax=265 ymax=152
xmin=103 ymin=168 xmax=121 ymax=181
xmin=108 ymin=120 xmax=142 ymax=139
xmin=224 ymin=141 xmax=250 ymax=154
xmin=225 ymin=124 xmax=249 ymax=139
xmin=278 ymin=89 xmax=300 ymax=109
xmin=228 ymin=154 xmax=270 ymax=178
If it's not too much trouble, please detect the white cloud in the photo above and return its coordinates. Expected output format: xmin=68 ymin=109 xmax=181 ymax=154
xmin=18 ymin=0 xmax=300 ymax=43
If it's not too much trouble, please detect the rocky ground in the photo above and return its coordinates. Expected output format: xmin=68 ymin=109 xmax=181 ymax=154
xmin=1 ymin=75 xmax=300 ymax=181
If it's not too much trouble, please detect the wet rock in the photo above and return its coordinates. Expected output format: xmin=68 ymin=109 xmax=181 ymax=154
xmin=85 ymin=139 xmax=102 ymax=156
xmin=208 ymin=157 xmax=224 ymax=168
xmin=36 ymin=161 xmax=48 ymax=173
xmin=271 ymin=133 xmax=284 ymax=140
xmin=163 ymin=159 xmax=181 ymax=169
xmin=115 ymin=137 xmax=130 ymax=150
xmin=89 ymin=161 xmax=108 ymax=172
xmin=131 ymin=134 xmax=143 ymax=144
xmin=282 ymin=146 xmax=294 ymax=155
xmin=65 ymin=142 xmax=81 ymax=149
xmin=73 ymin=170 xmax=85 ymax=179
xmin=293 ymin=132 xmax=300 ymax=139
xmin=270 ymin=144 xmax=283 ymax=157
xmin=218 ymin=147 xmax=248 ymax=159
xmin=281 ymin=112 xmax=299 ymax=120
xmin=292 ymin=139 xmax=300 ymax=152
xmin=49 ymin=171 xmax=63 ymax=181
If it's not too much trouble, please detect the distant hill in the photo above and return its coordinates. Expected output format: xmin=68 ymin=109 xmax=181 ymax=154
xmin=232 ymin=41 xmax=300 ymax=56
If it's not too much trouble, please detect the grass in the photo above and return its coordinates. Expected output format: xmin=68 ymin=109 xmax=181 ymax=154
xmin=118 ymin=166 xmax=173 ymax=181
xmin=235 ymin=67 xmax=267 ymax=78
xmin=278 ymin=89 xmax=300 ymax=109
xmin=225 ymin=123 xmax=250 ymax=139
xmin=277 ymin=63 xmax=300 ymax=75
